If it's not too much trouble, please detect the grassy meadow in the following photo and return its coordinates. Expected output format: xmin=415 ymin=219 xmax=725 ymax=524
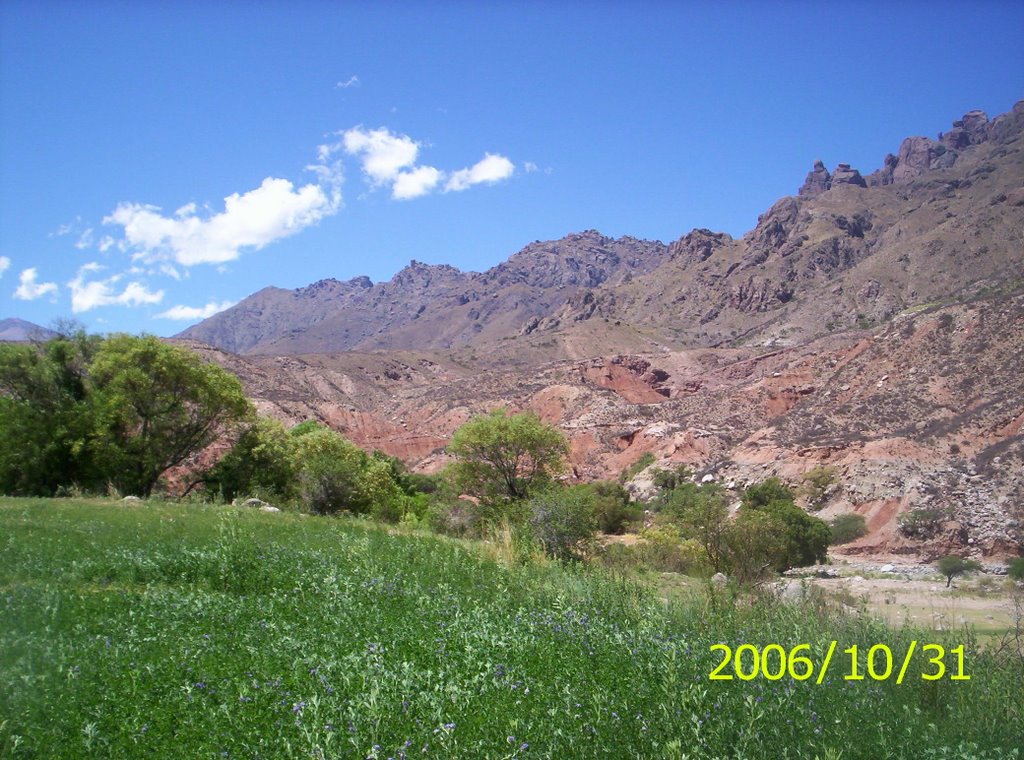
xmin=1 ymin=498 xmax=1021 ymax=759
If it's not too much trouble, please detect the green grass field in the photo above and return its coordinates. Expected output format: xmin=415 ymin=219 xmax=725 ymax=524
xmin=1 ymin=499 xmax=1021 ymax=759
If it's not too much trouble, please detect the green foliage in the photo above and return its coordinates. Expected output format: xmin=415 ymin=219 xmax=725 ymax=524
xmin=571 ymin=481 xmax=638 ymax=534
xmin=737 ymin=478 xmax=829 ymax=572
xmin=447 ymin=409 xmax=569 ymax=509
xmin=89 ymin=335 xmax=253 ymax=496
xmin=618 ymin=451 xmax=654 ymax=483
xmin=204 ymin=416 xmax=295 ymax=502
xmin=1 ymin=498 xmax=1022 ymax=758
xmin=936 ymin=555 xmax=983 ymax=587
xmin=527 ymin=488 xmax=597 ymax=561
xmin=0 ymin=332 xmax=252 ymax=498
xmin=898 ymin=506 xmax=952 ymax=539
xmin=0 ymin=330 xmax=103 ymax=495
xmin=650 ymin=463 xmax=693 ymax=492
xmin=288 ymin=425 xmax=400 ymax=515
xmin=635 ymin=524 xmax=710 ymax=574
xmin=799 ymin=465 xmax=838 ymax=510
xmin=829 ymin=513 xmax=868 ymax=545
xmin=658 ymin=481 xmax=729 ymax=572
xmin=1008 ymin=556 xmax=1024 ymax=581
xmin=741 ymin=477 xmax=795 ymax=508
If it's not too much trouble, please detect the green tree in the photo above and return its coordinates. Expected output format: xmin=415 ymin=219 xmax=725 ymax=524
xmin=90 ymin=335 xmax=253 ymax=496
xmin=203 ymin=416 xmax=295 ymax=502
xmin=741 ymin=477 xmax=795 ymax=509
xmin=662 ymin=482 xmax=731 ymax=572
xmin=289 ymin=423 xmax=401 ymax=515
xmin=738 ymin=478 xmax=830 ymax=571
xmin=0 ymin=329 xmax=103 ymax=495
xmin=448 ymin=409 xmax=569 ymax=508
xmin=936 ymin=555 xmax=983 ymax=588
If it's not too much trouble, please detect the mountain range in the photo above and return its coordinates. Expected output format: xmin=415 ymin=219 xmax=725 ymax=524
xmin=174 ymin=101 xmax=1024 ymax=562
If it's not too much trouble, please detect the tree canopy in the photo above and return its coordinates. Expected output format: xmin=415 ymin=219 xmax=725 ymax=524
xmin=0 ymin=332 xmax=253 ymax=497
xmin=447 ymin=409 xmax=569 ymax=507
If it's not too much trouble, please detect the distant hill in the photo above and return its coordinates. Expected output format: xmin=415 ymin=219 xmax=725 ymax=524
xmin=0 ymin=318 xmax=56 ymax=342
xmin=180 ymin=101 xmax=1024 ymax=359
xmin=179 ymin=231 xmax=669 ymax=354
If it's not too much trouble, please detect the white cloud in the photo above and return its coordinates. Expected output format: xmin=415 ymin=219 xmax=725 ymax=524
xmin=155 ymin=300 xmax=236 ymax=321
xmin=523 ymin=161 xmax=539 ymax=173
xmin=104 ymin=175 xmax=341 ymax=267
xmin=75 ymin=228 xmax=94 ymax=249
xmin=336 ymin=75 xmax=360 ymax=89
xmin=14 ymin=268 xmax=59 ymax=300
xmin=0 ymin=256 xmax=9 ymax=278
xmin=393 ymin=166 xmax=443 ymax=200
xmin=68 ymin=263 xmax=164 ymax=313
xmin=342 ymin=126 xmax=421 ymax=186
xmin=445 ymin=153 xmax=515 ymax=192
xmin=338 ymin=127 xmax=514 ymax=200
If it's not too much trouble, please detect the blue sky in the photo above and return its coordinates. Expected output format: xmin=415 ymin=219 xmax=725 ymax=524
xmin=1 ymin=1 xmax=1022 ymax=336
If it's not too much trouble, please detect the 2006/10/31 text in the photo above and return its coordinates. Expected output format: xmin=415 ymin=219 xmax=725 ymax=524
xmin=709 ymin=641 xmax=969 ymax=684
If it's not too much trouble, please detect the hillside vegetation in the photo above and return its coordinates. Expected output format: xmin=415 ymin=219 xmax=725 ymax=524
xmin=2 ymin=499 xmax=1022 ymax=758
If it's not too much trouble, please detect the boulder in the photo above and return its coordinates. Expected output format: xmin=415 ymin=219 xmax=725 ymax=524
xmin=711 ymin=572 xmax=728 ymax=586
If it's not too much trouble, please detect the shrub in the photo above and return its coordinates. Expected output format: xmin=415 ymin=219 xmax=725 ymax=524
xmin=636 ymin=525 xmax=710 ymax=574
xmin=1007 ymin=556 xmax=1024 ymax=581
xmin=447 ymin=409 xmax=569 ymax=508
xmin=829 ymin=513 xmax=868 ymax=545
xmin=571 ymin=481 xmax=640 ymax=534
xmin=527 ymin=489 xmax=597 ymax=561
xmin=897 ymin=506 xmax=951 ymax=539
xmin=799 ymin=466 xmax=838 ymax=510
xmin=618 ymin=452 xmax=655 ymax=483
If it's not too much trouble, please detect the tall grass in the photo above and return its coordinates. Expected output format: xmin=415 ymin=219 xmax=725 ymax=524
xmin=1 ymin=498 xmax=1020 ymax=758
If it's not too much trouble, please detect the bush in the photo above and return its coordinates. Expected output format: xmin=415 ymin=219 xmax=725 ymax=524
xmin=571 ymin=481 xmax=640 ymax=534
xmin=636 ymin=525 xmax=710 ymax=574
xmin=799 ymin=466 xmax=838 ymax=510
xmin=897 ymin=507 xmax=951 ymax=539
xmin=830 ymin=513 xmax=868 ymax=545
xmin=527 ymin=489 xmax=597 ymax=561
xmin=1008 ymin=556 xmax=1024 ymax=581
xmin=618 ymin=452 xmax=655 ymax=483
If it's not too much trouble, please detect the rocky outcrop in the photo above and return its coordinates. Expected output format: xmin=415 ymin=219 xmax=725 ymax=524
xmin=831 ymin=163 xmax=866 ymax=188
xmin=940 ymin=110 xmax=989 ymax=150
xmin=667 ymin=229 xmax=731 ymax=266
xmin=799 ymin=160 xmax=832 ymax=196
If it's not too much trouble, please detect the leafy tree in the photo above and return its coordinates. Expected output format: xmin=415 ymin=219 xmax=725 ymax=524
xmin=0 ymin=330 xmax=103 ymax=495
xmin=651 ymin=464 xmax=693 ymax=492
xmin=448 ymin=409 xmax=569 ymax=509
xmin=741 ymin=477 xmax=795 ymax=509
xmin=288 ymin=424 xmax=401 ymax=515
xmin=89 ymin=335 xmax=253 ymax=496
xmin=936 ymin=555 xmax=983 ymax=588
xmin=203 ymin=416 xmax=295 ymax=502
xmin=660 ymin=482 xmax=730 ymax=572
xmin=738 ymin=478 xmax=830 ymax=571
xmin=1008 ymin=557 xmax=1024 ymax=582
xmin=721 ymin=510 xmax=789 ymax=583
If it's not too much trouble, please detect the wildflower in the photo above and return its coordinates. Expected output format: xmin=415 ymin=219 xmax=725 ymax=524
xmin=292 ymin=701 xmax=307 ymax=714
